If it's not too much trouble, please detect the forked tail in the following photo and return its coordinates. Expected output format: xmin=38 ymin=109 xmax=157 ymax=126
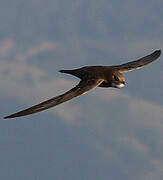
xmin=59 ymin=68 xmax=83 ymax=79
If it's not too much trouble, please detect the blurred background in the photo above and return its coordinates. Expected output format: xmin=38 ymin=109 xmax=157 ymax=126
xmin=0 ymin=0 xmax=163 ymax=179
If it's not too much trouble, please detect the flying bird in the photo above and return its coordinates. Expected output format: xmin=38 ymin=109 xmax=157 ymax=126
xmin=4 ymin=50 xmax=161 ymax=119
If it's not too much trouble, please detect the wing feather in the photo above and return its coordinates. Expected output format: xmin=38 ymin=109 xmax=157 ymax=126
xmin=113 ymin=50 xmax=161 ymax=73
xmin=4 ymin=79 xmax=103 ymax=119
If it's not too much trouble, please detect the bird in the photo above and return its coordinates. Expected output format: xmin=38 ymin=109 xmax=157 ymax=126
xmin=4 ymin=49 xmax=161 ymax=119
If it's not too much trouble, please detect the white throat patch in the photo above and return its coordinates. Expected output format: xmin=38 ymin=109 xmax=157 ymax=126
xmin=112 ymin=83 xmax=125 ymax=88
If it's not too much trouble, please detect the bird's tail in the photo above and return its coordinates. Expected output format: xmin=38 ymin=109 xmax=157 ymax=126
xmin=59 ymin=69 xmax=73 ymax=74
xmin=59 ymin=68 xmax=82 ymax=79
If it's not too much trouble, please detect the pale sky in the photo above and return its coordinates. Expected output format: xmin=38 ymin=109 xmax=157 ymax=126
xmin=0 ymin=0 xmax=163 ymax=179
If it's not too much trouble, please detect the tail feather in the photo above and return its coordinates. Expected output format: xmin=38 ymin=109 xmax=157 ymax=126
xmin=59 ymin=69 xmax=72 ymax=73
xmin=59 ymin=68 xmax=83 ymax=79
xmin=59 ymin=69 xmax=79 ymax=76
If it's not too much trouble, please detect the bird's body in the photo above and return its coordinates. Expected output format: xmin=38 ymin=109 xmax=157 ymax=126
xmin=4 ymin=50 xmax=161 ymax=119
xmin=60 ymin=66 xmax=125 ymax=88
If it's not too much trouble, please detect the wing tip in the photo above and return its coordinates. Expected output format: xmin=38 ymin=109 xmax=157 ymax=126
xmin=4 ymin=115 xmax=15 ymax=119
xmin=153 ymin=49 xmax=161 ymax=57
xmin=4 ymin=112 xmax=24 ymax=119
xmin=59 ymin=70 xmax=65 ymax=73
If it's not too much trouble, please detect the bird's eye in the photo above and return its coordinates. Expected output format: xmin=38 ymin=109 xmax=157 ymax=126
xmin=113 ymin=76 xmax=119 ymax=81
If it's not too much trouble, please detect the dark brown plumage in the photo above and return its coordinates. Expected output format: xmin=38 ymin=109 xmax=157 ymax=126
xmin=4 ymin=50 xmax=161 ymax=119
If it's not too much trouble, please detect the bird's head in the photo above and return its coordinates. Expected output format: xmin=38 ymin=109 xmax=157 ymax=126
xmin=111 ymin=71 xmax=125 ymax=88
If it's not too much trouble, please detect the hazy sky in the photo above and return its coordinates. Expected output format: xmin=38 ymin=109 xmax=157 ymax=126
xmin=0 ymin=0 xmax=163 ymax=179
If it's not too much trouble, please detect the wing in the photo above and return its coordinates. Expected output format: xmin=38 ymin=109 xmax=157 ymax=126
xmin=113 ymin=50 xmax=161 ymax=73
xmin=4 ymin=79 xmax=104 ymax=119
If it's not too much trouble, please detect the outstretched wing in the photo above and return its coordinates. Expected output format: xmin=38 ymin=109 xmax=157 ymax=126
xmin=113 ymin=50 xmax=161 ymax=73
xmin=4 ymin=79 xmax=104 ymax=119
